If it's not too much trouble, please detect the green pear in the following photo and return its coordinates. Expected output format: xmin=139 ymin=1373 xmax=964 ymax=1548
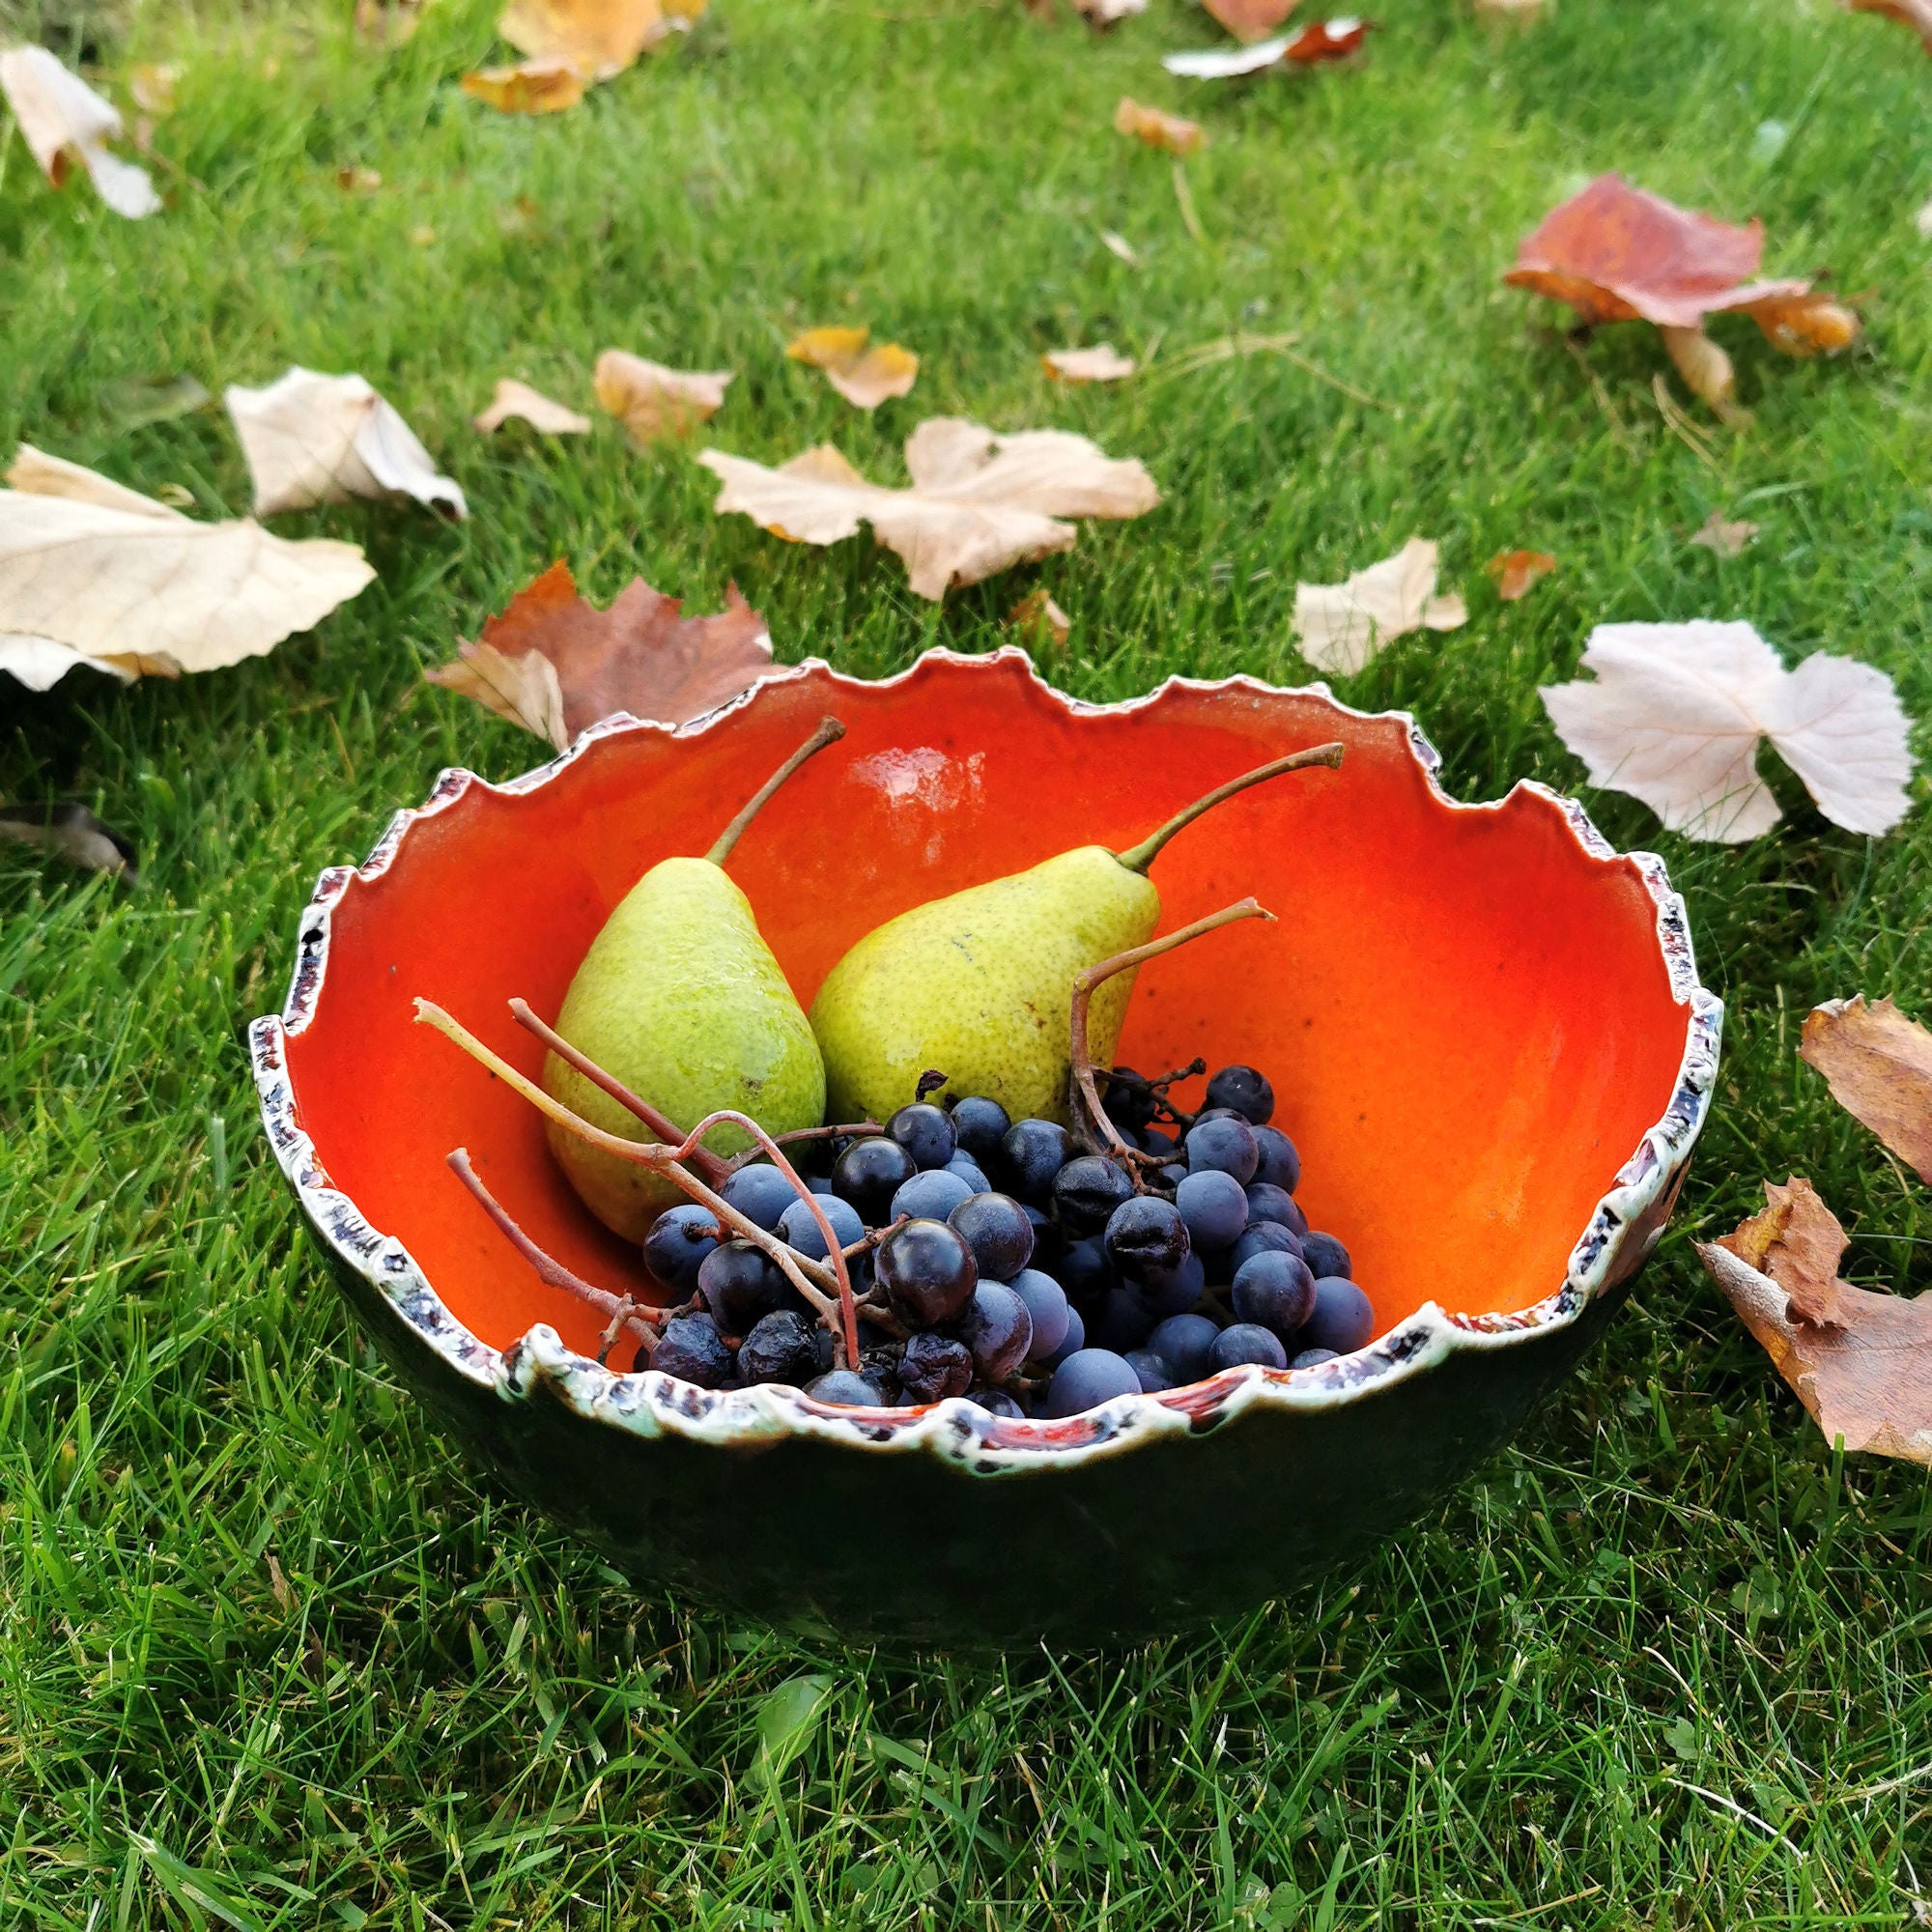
xmin=544 ymin=719 xmax=841 ymax=1243
xmin=810 ymin=743 xmax=1342 ymax=1125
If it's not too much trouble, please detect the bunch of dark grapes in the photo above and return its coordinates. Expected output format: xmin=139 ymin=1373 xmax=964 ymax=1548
xmin=638 ymin=1064 xmax=1373 ymax=1417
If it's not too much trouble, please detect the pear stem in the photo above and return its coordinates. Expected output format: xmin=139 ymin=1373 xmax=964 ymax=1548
xmin=704 ymin=716 xmax=846 ymax=867
xmin=1112 ymin=742 xmax=1344 ymax=876
xmin=1067 ymin=898 xmax=1276 ymax=1175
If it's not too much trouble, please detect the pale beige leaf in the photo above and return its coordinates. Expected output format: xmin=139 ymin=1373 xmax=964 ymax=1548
xmin=1801 ymin=995 xmax=1932 ymax=1185
xmin=1114 ymin=96 xmax=1203 ymax=156
xmin=0 ymin=634 xmax=142 ymax=690
xmin=593 ymin=350 xmax=732 ymax=440
xmin=472 ymin=379 xmax=591 ymax=434
xmin=1689 ymin=510 xmax=1759 ymax=557
xmin=1293 ymin=536 xmax=1466 ymax=675
xmin=425 ymin=639 xmax=570 ymax=750
xmin=1539 ymin=619 xmax=1913 ymax=842
xmin=0 ymin=444 xmax=373 ymax=679
xmin=1918 ymin=197 xmax=1932 ymax=240
xmin=497 ymin=0 xmax=694 ymax=78
xmin=1042 ymin=344 xmax=1137 ymax=384
xmin=700 ymin=416 xmax=1158 ymax=601
xmin=786 ymin=327 xmax=919 ymax=411
xmin=1100 ymin=229 xmax=1142 ymax=265
xmin=0 ymin=44 xmax=159 ymax=218
xmin=225 ymin=367 xmax=468 ymax=519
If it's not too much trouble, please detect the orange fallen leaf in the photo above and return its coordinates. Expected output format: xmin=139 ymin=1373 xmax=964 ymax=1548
xmin=1042 ymin=344 xmax=1136 ymax=384
xmin=426 ymin=560 xmax=773 ymax=743
xmin=1203 ymin=0 xmax=1301 ymax=42
xmin=460 ymin=58 xmax=585 ymax=113
xmin=1800 ymin=996 xmax=1932 ymax=1185
xmin=785 ymin=327 xmax=919 ymax=411
xmin=594 ymin=350 xmax=732 ymax=440
xmin=1485 ymin=549 xmax=1555 ymax=602
xmin=497 ymin=0 xmax=696 ymax=78
xmin=1114 ymin=97 xmax=1204 ymax=156
xmin=1718 ymin=1177 xmax=1856 ymax=1327
xmin=1689 ymin=510 xmax=1758 ymax=557
xmin=1845 ymin=0 xmax=1932 ymax=51
xmin=473 ymin=380 xmax=591 ymax=435
xmin=1164 ymin=16 xmax=1369 ymax=75
xmin=1009 ymin=588 xmax=1071 ymax=646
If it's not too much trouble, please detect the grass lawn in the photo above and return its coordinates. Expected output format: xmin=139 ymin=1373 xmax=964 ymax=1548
xmin=4 ymin=0 xmax=1932 ymax=1922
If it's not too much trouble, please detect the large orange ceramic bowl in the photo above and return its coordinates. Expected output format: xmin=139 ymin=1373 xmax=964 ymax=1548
xmin=250 ymin=649 xmax=1720 ymax=1646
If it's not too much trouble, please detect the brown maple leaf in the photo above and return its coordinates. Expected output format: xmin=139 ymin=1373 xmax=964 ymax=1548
xmin=425 ymin=560 xmax=775 ymax=746
xmin=1484 ymin=548 xmax=1555 ymax=602
xmin=1717 ymin=1176 xmax=1856 ymax=1326
xmin=1801 ymin=996 xmax=1932 ymax=1185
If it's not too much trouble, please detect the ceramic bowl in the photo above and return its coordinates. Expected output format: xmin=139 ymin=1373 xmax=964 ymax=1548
xmin=250 ymin=649 xmax=1721 ymax=1647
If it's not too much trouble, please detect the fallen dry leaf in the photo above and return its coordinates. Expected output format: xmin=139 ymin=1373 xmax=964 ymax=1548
xmin=497 ymin=0 xmax=696 ymax=77
xmin=1071 ymin=0 xmax=1147 ymax=22
xmin=1846 ymin=0 xmax=1932 ymax=51
xmin=0 ymin=802 xmax=137 ymax=878
xmin=460 ymin=57 xmax=586 ymax=113
xmin=0 ymin=443 xmax=373 ymax=688
xmin=700 ymin=417 xmax=1159 ymax=602
xmin=1042 ymin=344 xmax=1137 ymax=384
xmin=128 ymin=63 xmax=179 ymax=116
xmin=1689 ymin=510 xmax=1759 ymax=557
xmin=1800 ymin=996 xmax=1932 ymax=1185
xmin=225 ymin=367 xmax=468 ymax=520
xmin=1539 ymin=619 xmax=1913 ymax=842
xmin=0 ymin=44 xmax=159 ymax=218
xmin=1293 ymin=537 xmax=1466 ymax=675
xmin=1009 ymin=588 xmax=1071 ymax=647
xmin=1164 ymin=16 xmax=1370 ymax=75
xmin=473 ymin=379 xmax=591 ymax=435
xmin=1202 ymin=0 xmax=1299 ymax=40
xmin=786 ymin=327 xmax=919 ymax=411
xmin=1485 ymin=549 xmax=1555 ymax=602
xmin=426 ymin=559 xmax=773 ymax=742
xmin=1100 ymin=229 xmax=1142 ymax=265
xmin=1661 ymin=323 xmax=1742 ymax=421
xmin=1718 ymin=1177 xmax=1856 ymax=1326
xmin=594 ymin=350 xmax=732 ymax=440
xmin=336 ymin=164 xmax=384 ymax=192
xmin=1114 ymin=97 xmax=1204 ymax=156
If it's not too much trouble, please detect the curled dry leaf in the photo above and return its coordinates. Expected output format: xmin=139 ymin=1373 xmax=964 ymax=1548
xmin=1689 ymin=510 xmax=1758 ymax=557
xmin=460 ymin=58 xmax=586 ymax=113
xmin=1539 ymin=619 xmax=1913 ymax=842
xmin=426 ymin=559 xmax=773 ymax=742
xmin=1846 ymin=0 xmax=1932 ymax=51
xmin=1293 ymin=537 xmax=1467 ymax=675
xmin=1042 ymin=344 xmax=1136 ymax=384
xmin=1661 ymin=323 xmax=1742 ymax=422
xmin=0 ymin=44 xmax=160 ymax=219
xmin=1164 ymin=17 xmax=1370 ymax=76
xmin=1203 ymin=0 xmax=1301 ymax=42
xmin=0 ymin=802 xmax=137 ymax=879
xmin=594 ymin=350 xmax=732 ymax=440
xmin=1114 ymin=97 xmax=1204 ymax=156
xmin=1009 ymin=588 xmax=1071 ymax=647
xmin=473 ymin=379 xmax=592 ymax=435
xmin=785 ymin=328 xmax=919 ymax=411
xmin=1718 ymin=1176 xmax=1856 ymax=1327
xmin=1485 ymin=548 xmax=1555 ymax=602
xmin=497 ymin=0 xmax=697 ymax=79
xmin=1800 ymin=996 xmax=1932 ymax=1185
xmin=700 ymin=416 xmax=1159 ymax=601
xmin=225 ymin=367 xmax=468 ymax=520
xmin=0 ymin=443 xmax=373 ymax=688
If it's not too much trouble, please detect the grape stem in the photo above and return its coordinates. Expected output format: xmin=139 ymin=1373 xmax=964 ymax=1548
xmin=1066 ymin=900 xmax=1277 ymax=1178
xmin=721 ymin=1118 xmax=882 ymax=1173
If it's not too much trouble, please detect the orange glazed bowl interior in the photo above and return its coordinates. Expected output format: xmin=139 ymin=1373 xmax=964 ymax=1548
xmin=269 ymin=650 xmax=1711 ymax=1366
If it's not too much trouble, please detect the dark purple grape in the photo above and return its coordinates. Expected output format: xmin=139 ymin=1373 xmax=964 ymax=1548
xmin=1125 ymin=1349 xmax=1174 ymax=1393
xmin=1158 ymin=1162 xmax=1189 ymax=1190
xmin=1302 ymin=1278 xmax=1376 ymax=1355
xmin=1209 ymin=1322 xmax=1289 ymax=1373
xmin=1205 ymin=1064 xmax=1274 ymax=1125
xmin=1232 ymin=1249 xmax=1316 ymax=1340
xmin=806 ymin=1369 xmax=885 ymax=1406
xmin=1139 ymin=1250 xmax=1206 ymax=1320
xmin=780 ymin=1192 xmax=866 ymax=1261
xmin=1042 ymin=1303 xmax=1086 ymax=1368
xmin=1228 ymin=1222 xmax=1303 ymax=1278
xmin=946 ymin=1152 xmax=992 ymax=1194
xmin=891 ymin=1168 xmax=974 ymax=1224
xmin=1149 ymin=1312 xmax=1220 ymax=1382
xmin=1300 ymin=1231 xmax=1350 ymax=1280
xmin=1139 ymin=1126 xmax=1178 ymax=1159
xmin=1009 ymin=1268 xmax=1070 ymax=1360
xmin=1051 ymin=1236 xmax=1111 ymax=1307
xmin=808 ymin=1174 xmax=838 ymax=1196
xmin=1022 ymin=1203 xmax=1063 ymax=1268
xmin=1292 ymin=1348 xmax=1339 ymax=1369
xmin=898 ymin=1331 xmax=974 ymax=1402
xmin=643 ymin=1203 xmax=721 ymax=1290
xmin=697 ymin=1240 xmax=784 ymax=1333
xmin=1103 ymin=1196 xmax=1190 ymax=1282
xmin=1245 ymin=1182 xmax=1307 ymax=1238
xmin=1252 ymin=1126 xmax=1301 ymax=1193
xmin=1175 ymin=1170 xmax=1248 ymax=1250
xmin=877 ymin=1218 xmax=979 ymax=1325
xmin=949 ymin=1192 xmax=1036 ymax=1282
xmin=832 ymin=1136 xmax=916 ymax=1221
xmin=651 ymin=1313 xmax=734 ymax=1387
xmin=721 ymin=1162 xmax=801 ymax=1232
xmin=1185 ymin=1115 xmax=1259 ymax=1186
xmin=999 ymin=1118 xmax=1072 ymax=1204
xmin=1041 ymin=1348 xmax=1144 ymax=1416
xmin=955 ymin=1282 xmax=1034 ymax=1381
xmin=1100 ymin=1065 xmax=1157 ymax=1134
xmin=950 ymin=1094 xmax=1011 ymax=1162
xmin=888 ymin=1102 xmax=956 ymax=1171
xmin=1054 ymin=1155 xmax=1137 ymax=1237
xmin=1093 ymin=1284 xmax=1154 ymax=1352
xmin=968 ymin=1388 xmax=1025 ymax=1418
xmin=737 ymin=1310 xmax=823 ymax=1385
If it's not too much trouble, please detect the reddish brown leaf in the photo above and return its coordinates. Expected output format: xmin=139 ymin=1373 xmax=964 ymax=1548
xmin=1484 ymin=549 xmax=1555 ymax=602
xmin=1114 ymin=97 xmax=1204 ymax=156
xmin=1717 ymin=1177 xmax=1855 ymax=1326
xmin=1203 ymin=0 xmax=1300 ymax=42
xmin=1800 ymin=996 xmax=1932 ymax=1185
xmin=427 ymin=560 xmax=775 ymax=741
xmin=1282 ymin=15 xmax=1368 ymax=59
